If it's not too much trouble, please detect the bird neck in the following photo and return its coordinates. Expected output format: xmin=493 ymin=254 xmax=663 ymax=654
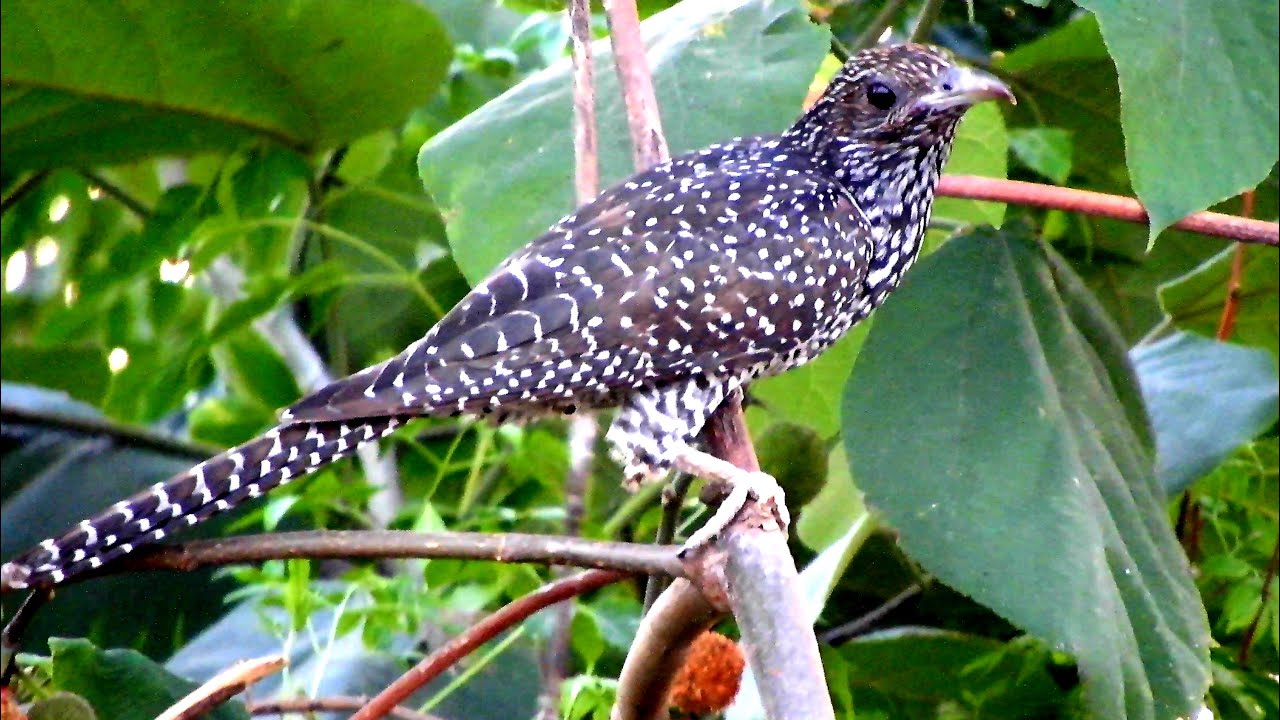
xmin=783 ymin=107 xmax=960 ymax=265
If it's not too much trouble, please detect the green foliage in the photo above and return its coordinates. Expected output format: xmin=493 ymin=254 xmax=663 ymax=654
xmin=39 ymin=638 xmax=248 ymax=720
xmin=0 ymin=0 xmax=453 ymax=169
xmin=1 ymin=1 xmax=1276 ymax=719
xmin=1073 ymin=0 xmax=1279 ymax=241
xmin=419 ymin=0 xmax=829 ymax=283
xmin=843 ymin=228 xmax=1210 ymax=719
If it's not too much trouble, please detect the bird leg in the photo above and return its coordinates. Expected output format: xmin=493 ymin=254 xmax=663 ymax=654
xmin=668 ymin=445 xmax=790 ymax=556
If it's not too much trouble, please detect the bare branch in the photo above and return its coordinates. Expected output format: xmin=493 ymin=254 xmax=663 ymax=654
xmin=247 ymin=696 xmax=443 ymax=720
xmin=59 ymin=530 xmax=683 ymax=583
xmin=937 ymin=175 xmax=1279 ymax=246
xmin=352 ymin=569 xmax=629 ymax=720
xmin=604 ymin=0 xmax=670 ymax=170
xmin=156 ymin=655 xmax=285 ymax=720
xmin=613 ymin=579 xmax=723 ymax=720
xmin=701 ymin=395 xmax=835 ymax=720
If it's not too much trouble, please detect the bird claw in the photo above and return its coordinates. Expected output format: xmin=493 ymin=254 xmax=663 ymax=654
xmin=678 ymin=469 xmax=790 ymax=558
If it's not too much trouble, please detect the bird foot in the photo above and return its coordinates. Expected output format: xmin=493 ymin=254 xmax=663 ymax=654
xmin=669 ymin=447 xmax=789 ymax=558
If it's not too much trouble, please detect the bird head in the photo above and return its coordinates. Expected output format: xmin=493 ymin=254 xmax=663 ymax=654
xmin=800 ymin=44 xmax=1014 ymax=147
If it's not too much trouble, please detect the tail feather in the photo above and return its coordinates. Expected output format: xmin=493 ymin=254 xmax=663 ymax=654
xmin=1 ymin=417 xmax=401 ymax=590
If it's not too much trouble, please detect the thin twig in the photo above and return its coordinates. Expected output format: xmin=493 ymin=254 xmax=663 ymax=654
xmin=908 ymin=0 xmax=946 ymax=43
xmin=1216 ymin=190 xmax=1255 ymax=339
xmin=248 ymin=696 xmax=442 ymax=720
xmin=156 ymin=655 xmax=285 ymax=720
xmin=1 ymin=404 xmax=221 ymax=461
xmin=644 ymin=473 xmax=695 ymax=613
xmin=604 ymin=0 xmax=670 ymax=170
xmin=852 ymin=0 xmax=912 ymax=51
xmin=79 ymin=169 xmax=152 ymax=218
xmin=0 ymin=171 xmax=50 ymax=215
xmin=540 ymin=3 xmax=605 ymax=711
xmin=9 ymin=530 xmax=682 ymax=591
xmin=1238 ymin=536 xmax=1279 ymax=665
xmin=819 ymin=581 xmax=926 ymax=645
xmin=1 ymin=589 xmax=51 ymax=685
xmin=351 ymin=570 xmax=629 ymax=720
xmin=936 ymin=175 xmax=1279 ymax=245
xmin=600 ymin=481 xmax=665 ymax=538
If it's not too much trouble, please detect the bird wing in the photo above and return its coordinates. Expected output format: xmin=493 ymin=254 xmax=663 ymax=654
xmin=283 ymin=162 xmax=871 ymax=424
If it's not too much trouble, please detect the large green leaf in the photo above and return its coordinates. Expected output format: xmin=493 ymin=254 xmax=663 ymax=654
xmin=1072 ymin=0 xmax=1279 ymax=241
xmin=0 ymin=0 xmax=452 ymax=170
xmin=1131 ymin=332 xmax=1279 ymax=494
xmin=419 ymin=0 xmax=829 ymax=284
xmin=843 ymin=227 xmax=1209 ymax=719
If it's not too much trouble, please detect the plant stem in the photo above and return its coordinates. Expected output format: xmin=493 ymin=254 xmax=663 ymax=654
xmin=852 ymin=0 xmax=912 ymax=51
xmin=909 ymin=0 xmax=946 ymax=43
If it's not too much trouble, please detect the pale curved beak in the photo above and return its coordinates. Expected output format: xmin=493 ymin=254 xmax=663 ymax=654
xmin=917 ymin=65 xmax=1016 ymax=111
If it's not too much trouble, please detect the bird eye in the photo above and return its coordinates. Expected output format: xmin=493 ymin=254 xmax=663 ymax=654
xmin=867 ymin=82 xmax=897 ymax=111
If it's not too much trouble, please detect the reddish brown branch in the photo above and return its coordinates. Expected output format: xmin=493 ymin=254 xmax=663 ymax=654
xmin=937 ymin=175 xmax=1278 ymax=245
xmin=352 ymin=570 xmax=629 ymax=720
xmin=247 ymin=695 xmax=441 ymax=720
xmin=1238 ymin=536 xmax=1280 ymax=665
xmin=604 ymin=0 xmax=670 ymax=170
xmin=1216 ymin=190 xmax=1256 ymax=339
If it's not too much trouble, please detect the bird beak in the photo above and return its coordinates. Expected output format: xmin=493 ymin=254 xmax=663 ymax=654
xmin=917 ymin=66 xmax=1016 ymax=111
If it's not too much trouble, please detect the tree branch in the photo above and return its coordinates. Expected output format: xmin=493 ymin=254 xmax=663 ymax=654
xmin=613 ymin=579 xmax=723 ymax=720
xmin=247 ymin=696 xmax=442 ymax=720
xmin=156 ymin=655 xmax=285 ymax=720
xmin=34 ymin=530 xmax=682 ymax=586
xmin=352 ymin=569 xmax=629 ymax=720
xmin=604 ymin=0 xmax=670 ymax=170
xmin=937 ymin=175 xmax=1279 ymax=245
xmin=700 ymin=395 xmax=835 ymax=720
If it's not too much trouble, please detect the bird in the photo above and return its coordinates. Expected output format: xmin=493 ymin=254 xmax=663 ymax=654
xmin=1 ymin=44 xmax=1013 ymax=591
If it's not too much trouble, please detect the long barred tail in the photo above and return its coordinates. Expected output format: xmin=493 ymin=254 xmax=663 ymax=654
xmin=1 ymin=417 xmax=402 ymax=590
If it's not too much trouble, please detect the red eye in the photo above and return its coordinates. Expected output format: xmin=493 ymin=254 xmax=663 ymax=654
xmin=867 ymin=82 xmax=897 ymax=111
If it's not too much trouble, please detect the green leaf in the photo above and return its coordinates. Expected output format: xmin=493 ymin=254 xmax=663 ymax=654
xmin=843 ymin=227 xmax=1210 ymax=720
xmin=420 ymin=0 xmax=829 ymax=284
xmin=933 ymin=102 xmax=1009 ymax=227
xmin=752 ymin=323 xmax=867 ymax=438
xmin=1072 ymin=0 xmax=1279 ymax=240
xmin=48 ymin=637 xmax=248 ymax=720
xmin=1131 ymin=332 xmax=1279 ymax=493
xmin=1008 ymin=127 xmax=1073 ymax=184
xmin=1159 ymin=245 xmax=1279 ymax=358
xmin=835 ymin=629 xmax=1066 ymax=716
xmin=997 ymin=16 xmax=1121 ymax=188
xmin=1 ymin=0 xmax=453 ymax=170
xmin=0 ymin=344 xmax=109 ymax=404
